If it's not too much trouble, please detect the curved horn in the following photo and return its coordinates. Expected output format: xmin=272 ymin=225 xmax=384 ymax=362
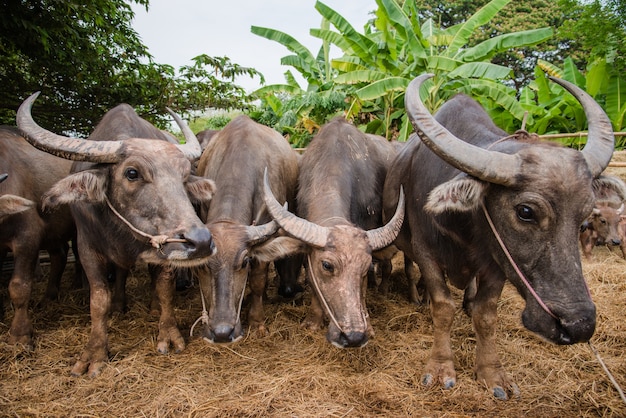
xmin=262 ymin=168 xmax=328 ymax=248
xmin=16 ymin=92 xmax=123 ymax=163
xmin=246 ymin=220 xmax=280 ymax=246
xmin=366 ymin=186 xmax=405 ymax=250
xmin=405 ymin=74 xmax=522 ymax=186
xmin=548 ymin=76 xmax=614 ymax=177
xmin=166 ymin=107 xmax=202 ymax=160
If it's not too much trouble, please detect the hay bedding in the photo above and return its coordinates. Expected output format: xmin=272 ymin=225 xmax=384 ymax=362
xmin=1 ymin=249 xmax=626 ymax=417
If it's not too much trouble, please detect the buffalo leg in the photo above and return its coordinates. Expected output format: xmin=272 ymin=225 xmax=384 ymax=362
xmin=42 ymin=243 xmax=69 ymax=302
xmin=471 ymin=273 xmax=519 ymax=400
xmin=152 ymin=264 xmax=185 ymax=354
xmin=71 ymin=244 xmax=111 ymax=377
xmin=7 ymin=246 xmax=38 ymax=349
xmin=417 ymin=254 xmax=457 ymax=389
xmin=248 ymin=259 xmax=269 ymax=336
xmin=110 ymin=265 xmax=129 ymax=314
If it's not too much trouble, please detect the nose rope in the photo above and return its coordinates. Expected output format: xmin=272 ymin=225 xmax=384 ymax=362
xmin=307 ymin=255 xmax=344 ymax=334
xmin=481 ymin=201 xmax=558 ymax=320
xmin=190 ymin=275 xmax=247 ymax=339
xmin=104 ymin=196 xmax=187 ymax=249
xmin=190 ymin=284 xmax=209 ymax=337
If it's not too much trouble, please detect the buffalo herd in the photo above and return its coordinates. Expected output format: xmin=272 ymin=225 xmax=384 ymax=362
xmin=0 ymin=74 xmax=619 ymax=398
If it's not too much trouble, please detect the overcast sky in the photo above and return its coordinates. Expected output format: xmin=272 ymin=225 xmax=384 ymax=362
xmin=131 ymin=0 xmax=376 ymax=92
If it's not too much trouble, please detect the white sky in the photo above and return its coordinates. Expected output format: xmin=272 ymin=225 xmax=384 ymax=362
xmin=131 ymin=0 xmax=376 ymax=92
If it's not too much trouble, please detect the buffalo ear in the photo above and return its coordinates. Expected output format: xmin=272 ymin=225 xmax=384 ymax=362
xmin=0 ymin=195 xmax=35 ymax=217
xmin=592 ymin=175 xmax=626 ymax=202
xmin=42 ymin=170 xmax=107 ymax=211
xmin=424 ymin=175 xmax=487 ymax=214
xmin=186 ymin=175 xmax=216 ymax=204
xmin=251 ymin=236 xmax=307 ymax=263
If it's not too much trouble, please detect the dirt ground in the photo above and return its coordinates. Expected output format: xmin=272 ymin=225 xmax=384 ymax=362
xmin=0 ymin=243 xmax=625 ymax=417
xmin=2 ymin=155 xmax=626 ymax=418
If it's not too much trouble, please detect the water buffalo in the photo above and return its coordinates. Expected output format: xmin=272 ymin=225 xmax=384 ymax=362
xmin=0 ymin=126 xmax=76 ymax=348
xmin=16 ymin=93 xmax=217 ymax=377
xmin=382 ymin=74 xmax=614 ymax=399
xmin=580 ymin=201 xmax=624 ymax=259
xmin=262 ymin=117 xmax=405 ymax=348
xmin=194 ymin=115 xmax=299 ymax=343
xmin=580 ymin=175 xmax=626 ymax=259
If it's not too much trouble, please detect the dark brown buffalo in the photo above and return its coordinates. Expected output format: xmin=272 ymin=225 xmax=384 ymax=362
xmin=16 ymin=93 xmax=217 ymax=377
xmin=194 ymin=115 xmax=299 ymax=343
xmin=262 ymin=117 xmax=405 ymax=348
xmin=383 ymin=74 xmax=614 ymax=399
xmin=0 ymin=126 xmax=76 ymax=348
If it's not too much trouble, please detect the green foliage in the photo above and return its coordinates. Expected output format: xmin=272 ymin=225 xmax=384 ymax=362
xmin=250 ymin=20 xmax=351 ymax=146
xmin=324 ymin=0 xmax=552 ymax=140
xmin=516 ymin=57 xmax=626 ymax=149
xmin=0 ymin=0 xmax=262 ymax=135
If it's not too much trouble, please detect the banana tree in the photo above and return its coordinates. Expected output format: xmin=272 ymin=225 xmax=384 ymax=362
xmin=250 ymin=20 xmax=351 ymax=146
xmin=317 ymin=0 xmax=553 ymax=140
xmin=519 ymin=56 xmax=626 ymax=148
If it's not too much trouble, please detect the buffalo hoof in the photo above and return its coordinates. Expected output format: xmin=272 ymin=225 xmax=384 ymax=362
xmin=70 ymin=351 xmax=109 ymax=378
xmin=492 ymin=383 xmax=520 ymax=400
xmin=156 ymin=326 xmax=185 ymax=354
xmin=421 ymin=358 xmax=456 ymax=389
xmin=8 ymin=333 xmax=34 ymax=351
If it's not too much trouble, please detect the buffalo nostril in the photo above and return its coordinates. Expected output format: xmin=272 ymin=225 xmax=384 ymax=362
xmin=212 ymin=324 xmax=236 ymax=343
xmin=184 ymin=226 xmax=215 ymax=257
xmin=338 ymin=331 xmax=368 ymax=348
xmin=612 ymin=239 xmax=621 ymax=246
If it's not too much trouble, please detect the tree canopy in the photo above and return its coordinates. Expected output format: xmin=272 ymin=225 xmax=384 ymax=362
xmin=0 ymin=0 xmax=262 ymax=135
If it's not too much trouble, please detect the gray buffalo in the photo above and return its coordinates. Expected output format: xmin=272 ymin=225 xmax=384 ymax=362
xmin=383 ymin=74 xmax=614 ymax=399
xmin=17 ymin=94 xmax=217 ymax=377
xmin=0 ymin=126 xmax=75 ymax=348
xmin=263 ymin=117 xmax=405 ymax=348
xmin=194 ymin=115 xmax=299 ymax=343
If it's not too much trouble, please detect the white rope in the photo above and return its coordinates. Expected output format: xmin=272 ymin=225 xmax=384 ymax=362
xmin=307 ymin=255 xmax=343 ymax=334
xmin=104 ymin=195 xmax=186 ymax=249
xmin=190 ymin=285 xmax=209 ymax=337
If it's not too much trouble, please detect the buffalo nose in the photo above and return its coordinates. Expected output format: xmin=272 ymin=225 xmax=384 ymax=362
xmin=336 ymin=331 xmax=368 ymax=348
xmin=212 ymin=324 xmax=238 ymax=343
xmin=611 ymin=238 xmax=621 ymax=246
xmin=184 ymin=226 xmax=216 ymax=257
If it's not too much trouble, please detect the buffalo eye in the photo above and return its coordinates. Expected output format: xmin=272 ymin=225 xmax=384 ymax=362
xmin=242 ymin=256 xmax=251 ymax=269
xmin=124 ymin=168 xmax=140 ymax=181
xmin=321 ymin=260 xmax=334 ymax=273
xmin=516 ymin=204 xmax=535 ymax=223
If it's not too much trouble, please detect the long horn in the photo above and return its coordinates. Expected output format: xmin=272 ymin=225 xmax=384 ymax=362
xmin=246 ymin=219 xmax=280 ymax=246
xmin=405 ymin=74 xmax=521 ymax=186
xmin=262 ymin=168 xmax=328 ymax=248
xmin=548 ymin=76 xmax=614 ymax=177
xmin=366 ymin=186 xmax=405 ymax=250
xmin=16 ymin=92 xmax=123 ymax=163
xmin=166 ymin=107 xmax=202 ymax=160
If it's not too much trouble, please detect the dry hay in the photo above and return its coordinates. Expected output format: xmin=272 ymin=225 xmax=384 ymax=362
xmin=0 ymin=247 xmax=625 ymax=418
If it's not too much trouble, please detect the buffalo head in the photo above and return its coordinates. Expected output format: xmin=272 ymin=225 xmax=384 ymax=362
xmin=16 ymin=93 xmax=216 ymax=267
xmin=262 ymin=169 xmax=405 ymax=348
